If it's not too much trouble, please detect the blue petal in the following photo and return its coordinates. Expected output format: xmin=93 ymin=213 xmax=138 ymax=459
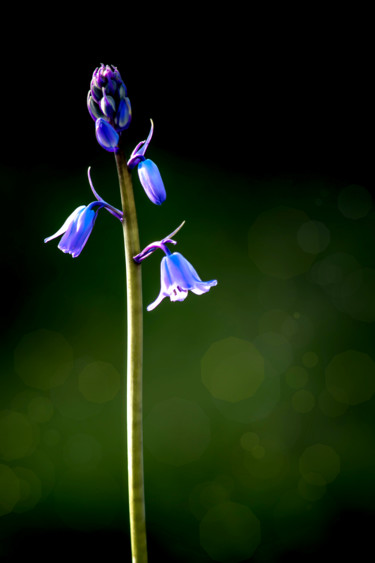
xmin=44 ymin=206 xmax=86 ymax=244
xmin=95 ymin=118 xmax=119 ymax=152
xmin=87 ymin=93 xmax=103 ymax=122
xmin=137 ymin=159 xmax=166 ymax=205
xmin=115 ymin=97 xmax=132 ymax=130
xmin=58 ymin=207 xmax=97 ymax=258
xmin=100 ymin=93 xmax=116 ymax=119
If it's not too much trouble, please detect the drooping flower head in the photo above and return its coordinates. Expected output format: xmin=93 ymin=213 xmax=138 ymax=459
xmin=147 ymin=252 xmax=218 ymax=311
xmin=128 ymin=120 xmax=166 ymax=205
xmin=44 ymin=168 xmax=123 ymax=257
xmin=87 ymin=64 xmax=132 ymax=152
xmin=134 ymin=222 xmax=217 ymax=310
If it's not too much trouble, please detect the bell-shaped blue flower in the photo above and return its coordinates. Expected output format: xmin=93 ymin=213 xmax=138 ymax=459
xmin=133 ymin=222 xmax=217 ymax=311
xmin=44 ymin=168 xmax=123 ymax=258
xmin=128 ymin=119 xmax=166 ymax=205
xmin=44 ymin=204 xmax=100 ymax=258
xmin=147 ymin=252 xmax=217 ymax=311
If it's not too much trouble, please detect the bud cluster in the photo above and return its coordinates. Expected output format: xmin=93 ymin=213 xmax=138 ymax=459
xmin=87 ymin=64 xmax=166 ymax=206
xmin=87 ymin=64 xmax=132 ymax=152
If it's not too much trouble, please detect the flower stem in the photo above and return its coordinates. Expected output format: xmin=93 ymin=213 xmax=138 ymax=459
xmin=115 ymin=144 xmax=147 ymax=563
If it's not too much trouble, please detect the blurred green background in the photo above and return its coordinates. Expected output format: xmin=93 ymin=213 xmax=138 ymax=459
xmin=1 ymin=11 xmax=374 ymax=562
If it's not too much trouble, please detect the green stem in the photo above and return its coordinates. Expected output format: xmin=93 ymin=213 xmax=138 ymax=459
xmin=115 ymin=145 xmax=147 ymax=563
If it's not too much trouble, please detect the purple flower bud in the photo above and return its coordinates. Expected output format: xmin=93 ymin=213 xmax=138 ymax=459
xmin=137 ymin=159 xmax=166 ymax=205
xmin=147 ymin=252 xmax=217 ymax=311
xmin=95 ymin=118 xmax=119 ymax=152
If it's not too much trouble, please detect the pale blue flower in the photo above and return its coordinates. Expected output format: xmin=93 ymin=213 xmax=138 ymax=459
xmin=147 ymin=251 xmax=217 ymax=311
xmin=133 ymin=222 xmax=217 ymax=310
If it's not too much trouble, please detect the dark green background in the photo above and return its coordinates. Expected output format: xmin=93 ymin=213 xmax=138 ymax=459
xmin=1 ymin=11 xmax=374 ymax=562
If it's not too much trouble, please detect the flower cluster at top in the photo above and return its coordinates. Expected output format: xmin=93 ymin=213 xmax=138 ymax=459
xmin=87 ymin=64 xmax=132 ymax=152
xmin=87 ymin=64 xmax=166 ymax=206
xmin=45 ymin=63 xmax=217 ymax=310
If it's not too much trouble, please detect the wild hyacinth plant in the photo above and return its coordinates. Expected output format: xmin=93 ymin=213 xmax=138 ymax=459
xmin=44 ymin=64 xmax=217 ymax=562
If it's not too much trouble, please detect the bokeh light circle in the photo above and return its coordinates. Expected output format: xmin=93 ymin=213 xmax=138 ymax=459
xmin=302 ymin=351 xmax=319 ymax=368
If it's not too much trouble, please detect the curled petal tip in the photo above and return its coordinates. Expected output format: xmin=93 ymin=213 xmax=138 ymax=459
xmin=164 ymin=221 xmax=185 ymax=241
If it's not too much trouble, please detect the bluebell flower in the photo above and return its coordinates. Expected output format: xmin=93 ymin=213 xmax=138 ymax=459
xmin=133 ymin=222 xmax=217 ymax=310
xmin=44 ymin=168 xmax=123 ymax=257
xmin=147 ymin=252 xmax=217 ymax=311
xmin=87 ymin=64 xmax=132 ymax=152
xmin=128 ymin=120 xmax=166 ymax=205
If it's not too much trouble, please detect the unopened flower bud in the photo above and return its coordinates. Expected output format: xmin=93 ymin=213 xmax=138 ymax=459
xmin=95 ymin=118 xmax=119 ymax=152
xmin=138 ymin=159 xmax=166 ymax=205
xmin=88 ymin=64 xmax=132 ymax=151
